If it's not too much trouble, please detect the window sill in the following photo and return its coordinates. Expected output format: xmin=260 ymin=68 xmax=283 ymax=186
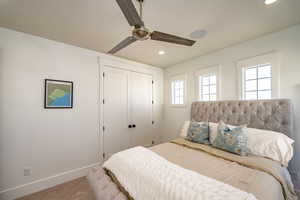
xmin=169 ymin=104 xmax=187 ymax=108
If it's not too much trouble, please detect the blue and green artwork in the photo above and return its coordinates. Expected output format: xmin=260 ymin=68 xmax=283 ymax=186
xmin=45 ymin=79 xmax=73 ymax=108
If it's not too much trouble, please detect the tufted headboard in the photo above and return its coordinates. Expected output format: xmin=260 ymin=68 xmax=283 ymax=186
xmin=191 ymin=99 xmax=293 ymax=139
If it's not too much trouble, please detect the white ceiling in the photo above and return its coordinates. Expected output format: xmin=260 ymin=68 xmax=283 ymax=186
xmin=0 ymin=0 xmax=300 ymax=68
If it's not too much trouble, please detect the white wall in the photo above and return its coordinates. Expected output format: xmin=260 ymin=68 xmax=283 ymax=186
xmin=163 ymin=24 xmax=300 ymax=191
xmin=0 ymin=27 xmax=163 ymax=199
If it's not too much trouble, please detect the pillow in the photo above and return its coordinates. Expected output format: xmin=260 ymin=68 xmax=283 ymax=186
xmin=245 ymin=128 xmax=294 ymax=166
xmin=212 ymin=121 xmax=248 ymax=156
xmin=210 ymin=121 xmax=294 ymax=165
xmin=209 ymin=122 xmax=237 ymax=143
xmin=186 ymin=122 xmax=210 ymax=144
xmin=179 ymin=121 xmax=190 ymax=138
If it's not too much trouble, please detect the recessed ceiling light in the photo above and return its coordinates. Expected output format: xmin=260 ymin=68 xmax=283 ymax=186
xmin=264 ymin=0 xmax=277 ymax=5
xmin=158 ymin=50 xmax=165 ymax=55
xmin=190 ymin=30 xmax=207 ymax=39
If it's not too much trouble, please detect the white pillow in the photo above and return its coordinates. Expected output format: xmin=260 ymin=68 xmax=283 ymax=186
xmin=245 ymin=127 xmax=294 ymax=166
xmin=179 ymin=121 xmax=190 ymax=138
xmin=210 ymin=122 xmax=294 ymax=166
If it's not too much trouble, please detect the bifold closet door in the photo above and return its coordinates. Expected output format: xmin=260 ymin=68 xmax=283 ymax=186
xmin=129 ymin=72 xmax=153 ymax=147
xmin=103 ymin=66 xmax=131 ymax=157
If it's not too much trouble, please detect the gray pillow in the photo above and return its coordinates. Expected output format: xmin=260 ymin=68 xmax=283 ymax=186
xmin=186 ymin=122 xmax=210 ymax=144
xmin=212 ymin=121 xmax=248 ymax=156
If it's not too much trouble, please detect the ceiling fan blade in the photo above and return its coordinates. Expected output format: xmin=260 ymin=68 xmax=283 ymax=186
xmin=151 ymin=31 xmax=196 ymax=46
xmin=108 ymin=36 xmax=137 ymax=54
xmin=116 ymin=0 xmax=144 ymax=27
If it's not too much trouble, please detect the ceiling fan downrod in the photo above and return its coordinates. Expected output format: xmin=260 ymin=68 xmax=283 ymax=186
xmin=138 ymin=0 xmax=143 ymax=21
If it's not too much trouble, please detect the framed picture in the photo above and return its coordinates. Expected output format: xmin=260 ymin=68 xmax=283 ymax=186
xmin=44 ymin=79 xmax=73 ymax=109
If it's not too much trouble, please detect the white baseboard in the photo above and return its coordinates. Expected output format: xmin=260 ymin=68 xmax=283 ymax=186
xmin=0 ymin=162 xmax=101 ymax=200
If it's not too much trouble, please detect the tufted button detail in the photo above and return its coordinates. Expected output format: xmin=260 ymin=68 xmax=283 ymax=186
xmin=282 ymin=121 xmax=287 ymax=126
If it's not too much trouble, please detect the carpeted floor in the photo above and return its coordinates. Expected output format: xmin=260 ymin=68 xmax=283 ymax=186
xmin=17 ymin=177 xmax=95 ymax=200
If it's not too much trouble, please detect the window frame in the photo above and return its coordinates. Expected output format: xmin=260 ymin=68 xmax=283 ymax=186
xmin=195 ymin=65 xmax=221 ymax=102
xmin=169 ymin=73 xmax=187 ymax=107
xmin=237 ymin=52 xmax=280 ymax=100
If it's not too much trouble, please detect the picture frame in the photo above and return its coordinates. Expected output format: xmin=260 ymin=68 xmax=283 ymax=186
xmin=44 ymin=79 xmax=73 ymax=109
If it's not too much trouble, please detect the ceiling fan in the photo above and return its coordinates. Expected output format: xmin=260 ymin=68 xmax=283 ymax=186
xmin=108 ymin=0 xmax=196 ymax=54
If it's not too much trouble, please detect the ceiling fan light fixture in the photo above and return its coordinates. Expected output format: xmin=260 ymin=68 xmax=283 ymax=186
xmin=264 ymin=0 xmax=277 ymax=5
xmin=158 ymin=50 xmax=165 ymax=55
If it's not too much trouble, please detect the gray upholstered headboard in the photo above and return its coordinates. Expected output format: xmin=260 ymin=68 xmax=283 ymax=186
xmin=191 ymin=99 xmax=293 ymax=139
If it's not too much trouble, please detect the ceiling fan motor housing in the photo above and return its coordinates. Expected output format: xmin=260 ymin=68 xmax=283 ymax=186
xmin=132 ymin=27 xmax=150 ymax=40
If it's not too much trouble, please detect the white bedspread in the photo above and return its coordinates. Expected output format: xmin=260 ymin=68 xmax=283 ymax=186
xmin=103 ymin=146 xmax=258 ymax=200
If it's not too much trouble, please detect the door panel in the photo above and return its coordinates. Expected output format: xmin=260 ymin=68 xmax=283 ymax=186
xmin=129 ymin=72 xmax=153 ymax=147
xmin=103 ymin=66 xmax=130 ymax=157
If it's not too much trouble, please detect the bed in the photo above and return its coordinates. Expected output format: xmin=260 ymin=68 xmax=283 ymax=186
xmin=88 ymin=99 xmax=297 ymax=200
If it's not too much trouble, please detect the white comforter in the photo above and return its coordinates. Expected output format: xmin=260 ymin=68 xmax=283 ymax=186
xmin=103 ymin=146 xmax=258 ymax=200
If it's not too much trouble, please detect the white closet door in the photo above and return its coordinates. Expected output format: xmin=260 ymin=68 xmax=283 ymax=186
xmin=103 ymin=66 xmax=131 ymax=157
xmin=129 ymin=72 xmax=153 ymax=147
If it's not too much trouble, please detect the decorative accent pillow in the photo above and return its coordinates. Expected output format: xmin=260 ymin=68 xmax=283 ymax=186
xmin=179 ymin=121 xmax=191 ymax=138
xmin=186 ymin=122 xmax=210 ymax=144
xmin=212 ymin=121 xmax=248 ymax=156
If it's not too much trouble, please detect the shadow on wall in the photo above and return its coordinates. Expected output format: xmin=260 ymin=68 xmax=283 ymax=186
xmin=0 ymin=48 xmax=4 ymax=189
xmin=287 ymin=84 xmax=300 ymax=193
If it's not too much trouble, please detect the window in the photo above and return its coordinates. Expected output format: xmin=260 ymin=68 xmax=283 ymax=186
xmin=199 ymin=74 xmax=217 ymax=101
xmin=195 ymin=66 xmax=220 ymax=101
xmin=170 ymin=74 xmax=186 ymax=106
xmin=237 ymin=52 xmax=279 ymax=100
xmin=244 ymin=65 xmax=272 ymax=100
xmin=171 ymin=80 xmax=184 ymax=104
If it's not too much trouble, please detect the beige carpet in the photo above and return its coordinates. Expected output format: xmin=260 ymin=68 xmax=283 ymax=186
xmin=17 ymin=177 xmax=95 ymax=200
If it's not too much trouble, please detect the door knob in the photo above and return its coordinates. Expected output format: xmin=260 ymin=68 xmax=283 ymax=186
xmin=132 ymin=124 xmax=136 ymax=128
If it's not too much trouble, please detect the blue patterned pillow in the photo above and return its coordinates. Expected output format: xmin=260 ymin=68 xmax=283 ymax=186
xmin=186 ymin=122 xmax=210 ymax=144
xmin=212 ymin=121 xmax=248 ymax=156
